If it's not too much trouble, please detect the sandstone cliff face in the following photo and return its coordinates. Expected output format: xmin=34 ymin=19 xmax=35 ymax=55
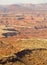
xmin=0 ymin=48 xmax=47 ymax=65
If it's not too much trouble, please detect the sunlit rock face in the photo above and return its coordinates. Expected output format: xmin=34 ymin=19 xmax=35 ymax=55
xmin=0 ymin=48 xmax=47 ymax=65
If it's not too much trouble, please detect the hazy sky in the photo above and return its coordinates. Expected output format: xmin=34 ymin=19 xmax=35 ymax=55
xmin=0 ymin=0 xmax=47 ymax=5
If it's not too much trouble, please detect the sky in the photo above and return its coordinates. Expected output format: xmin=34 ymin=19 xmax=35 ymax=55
xmin=0 ymin=0 xmax=47 ymax=5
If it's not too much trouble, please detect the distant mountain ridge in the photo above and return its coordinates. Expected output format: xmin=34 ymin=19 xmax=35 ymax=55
xmin=0 ymin=3 xmax=47 ymax=13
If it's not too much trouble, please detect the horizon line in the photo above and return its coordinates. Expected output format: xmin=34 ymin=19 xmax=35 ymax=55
xmin=0 ymin=2 xmax=47 ymax=5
